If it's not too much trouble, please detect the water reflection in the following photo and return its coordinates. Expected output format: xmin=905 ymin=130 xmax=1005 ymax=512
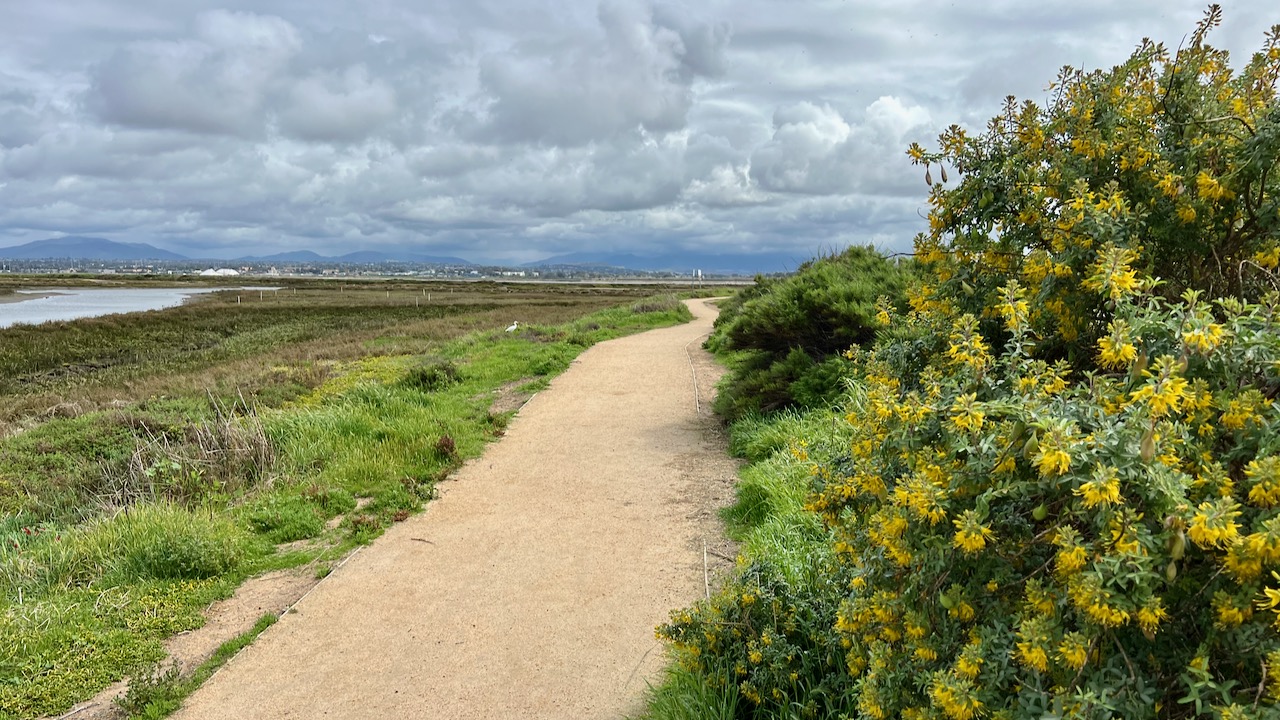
xmin=0 ymin=287 xmax=272 ymax=329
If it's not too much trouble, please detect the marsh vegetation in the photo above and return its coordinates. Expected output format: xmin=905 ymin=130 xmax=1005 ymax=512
xmin=0 ymin=277 xmax=694 ymax=719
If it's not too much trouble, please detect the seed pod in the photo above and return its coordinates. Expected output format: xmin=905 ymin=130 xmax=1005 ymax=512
xmin=940 ymin=592 xmax=955 ymax=609
xmin=940 ymin=165 xmax=949 ymax=183
xmin=1170 ymin=531 xmax=1186 ymax=560
xmin=1032 ymin=503 xmax=1049 ymax=521
xmin=1140 ymin=427 xmax=1156 ymax=463
xmin=1023 ymin=432 xmax=1040 ymax=459
xmin=1010 ymin=420 xmax=1027 ymax=443
xmin=1165 ymin=560 xmax=1178 ymax=582
xmin=1133 ymin=351 xmax=1149 ymax=377
xmin=925 ymin=167 xmax=934 ymax=186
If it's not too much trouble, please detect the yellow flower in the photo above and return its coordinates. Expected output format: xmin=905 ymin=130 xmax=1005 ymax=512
xmin=1177 ymin=204 xmax=1197 ymax=224
xmin=1188 ymin=498 xmax=1242 ymax=549
xmin=1182 ymin=323 xmax=1225 ymax=354
xmin=948 ymin=315 xmax=992 ymax=373
xmin=1058 ymin=632 xmax=1090 ymax=670
xmin=1213 ymin=591 xmax=1251 ymax=628
xmin=953 ymin=510 xmax=994 ymax=554
xmin=950 ymin=601 xmax=976 ymax=622
xmin=998 ymin=281 xmax=1030 ymax=333
xmin=950 ymin=393 xmax=985 ymax=434
xmin=1083 ymin=244 xmax=1145 ymax=301
xmin=928 ymin=675 xmax=984 ymax=720
xmin=1098 ymin=335 xmax=1138 ymax=369
xmin=1075 ymin=466 xmax=1122 ymax=508
xmin=1016 ymin=642 xmax=1049 ymax=673
xmin=1222 ymin=390 xmax=1264 ymax=430
xmin=1023 ymin=578 xmax=1056 ymax=616
xmin=955 ymin=643 xmax=984 ymax=680
xmin=1137 ymin=598 xmax=1167 ymax=634
xmin=1196 ymin=170 xmax=1233 ymax=202
xmin=859 ymin=687 xmax=886 ymax=720
xmin=1254 ymin=246 xmax=1280 ymax=270
xmin=1053 ymin=528 xmax=1089 ymax=576
xmin=1035 ymin=445 xmax=1071 ymax=477
xmin=1129 ymin=356 xmax=1191 ymax=418
xmin=1247 ymin=457 xmax=1280 ymax=508
xmin=1067 ymin=575 xmax=1130 ymax=627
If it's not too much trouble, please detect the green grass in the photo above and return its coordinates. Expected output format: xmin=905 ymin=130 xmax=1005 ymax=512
xmin=635 ymin=665 xmax=741 ymax=720
xmin=0 ymin=286 xmax=693 ymax=720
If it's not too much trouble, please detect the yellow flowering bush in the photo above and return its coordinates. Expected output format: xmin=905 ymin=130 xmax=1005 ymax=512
xmin=658 ymin=559 xmax=858 ymax=717
xmin=908 ymin=7 xmax=1280 ymax=359
xmin=809 ymin=274 xmax=1280 ymax=718
xmin=653 ymin=10 xmax=1280 ymax=720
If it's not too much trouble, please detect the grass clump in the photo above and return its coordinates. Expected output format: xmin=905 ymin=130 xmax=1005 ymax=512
xmin=400 ymin=359 xmax=461 ymax=392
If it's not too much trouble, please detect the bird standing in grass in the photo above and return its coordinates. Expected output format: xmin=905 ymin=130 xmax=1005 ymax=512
xmin=505 ymin=321 xmax=519 ymax=332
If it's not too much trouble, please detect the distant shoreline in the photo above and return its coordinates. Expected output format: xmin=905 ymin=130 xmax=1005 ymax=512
xmin=0 ymin=291 xmax=62 ymax=305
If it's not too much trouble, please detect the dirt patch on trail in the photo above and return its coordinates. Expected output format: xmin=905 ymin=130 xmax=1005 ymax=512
xmin=173 ymin=298 xmax=741 ymax=720
xmin=47 ymin=568 xmax=320 ymax=720
xmin=483 ymin=377 xmax=540 ymax=416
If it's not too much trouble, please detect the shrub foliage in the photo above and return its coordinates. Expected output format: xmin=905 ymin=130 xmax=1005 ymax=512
xmin=709 ymin=246 xmax=908 ymax=420
xmin=909 ymin=6 xmax=1280 ymax=361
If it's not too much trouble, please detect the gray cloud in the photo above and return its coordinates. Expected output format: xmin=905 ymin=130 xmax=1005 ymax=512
xmin=276 ymin=66 xmax=398 ymax=142
xmin=89 ymin=10 xmax=302 ymax=136
xmin=472 ymin=1 xmax=728 ymax=146
xmin=1 ymin=0 xmax=1275 ymax=265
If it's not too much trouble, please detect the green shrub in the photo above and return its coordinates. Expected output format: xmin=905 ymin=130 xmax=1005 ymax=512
xmin=708 ymin=246 xmax=907 ymax=421
xmin=659 ymin=558 xmax=855 ymax=718
xmin=401 ymin=359 xmax=461 ymax=392
xmin=663 ymin=12 xmax=1280 ymax=720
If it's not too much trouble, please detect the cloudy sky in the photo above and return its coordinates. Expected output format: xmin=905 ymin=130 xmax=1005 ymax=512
xmin=1 ymin=1 xmax=1275 ymax=265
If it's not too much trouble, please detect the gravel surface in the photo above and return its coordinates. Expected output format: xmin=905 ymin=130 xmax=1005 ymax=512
xmin=173 ymin=298 xmax=738 ymax=719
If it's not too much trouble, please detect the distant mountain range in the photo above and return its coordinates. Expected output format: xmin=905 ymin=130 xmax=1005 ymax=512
xmin=0 ymin=237 xmax=470 ymax=266
xmin=0 ymin=236 xmax=806 ymax=275
xmin=0 ymin=236 xmax=188 ymax=261
xmin=235 ymin=249 xmax=472 ymax=265
xmin=526 ymin=251 xmax=808 ymax=275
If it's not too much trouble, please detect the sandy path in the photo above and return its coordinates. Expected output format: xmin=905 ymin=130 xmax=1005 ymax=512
xmin=174 ymin=298 xmax=737 ymax=720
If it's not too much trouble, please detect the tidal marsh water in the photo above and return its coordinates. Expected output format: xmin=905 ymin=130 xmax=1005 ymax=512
xmin=0 ymin=287 xmax=267 ymax=328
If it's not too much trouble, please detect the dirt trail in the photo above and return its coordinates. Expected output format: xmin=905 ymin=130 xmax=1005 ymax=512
xmin=174 ymin=298 xmax=738 ymax=719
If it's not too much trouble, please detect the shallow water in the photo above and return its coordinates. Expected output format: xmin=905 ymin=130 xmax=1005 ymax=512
xmin=0 ymin=287 xmax=264 ymax=329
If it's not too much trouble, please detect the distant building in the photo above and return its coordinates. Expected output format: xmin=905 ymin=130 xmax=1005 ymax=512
xmin=198 ymin=268 xmax=241 ymax=277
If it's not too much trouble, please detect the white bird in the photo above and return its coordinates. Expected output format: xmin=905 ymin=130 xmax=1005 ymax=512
xmin=505 ymin=321 xmax=519 ymax=332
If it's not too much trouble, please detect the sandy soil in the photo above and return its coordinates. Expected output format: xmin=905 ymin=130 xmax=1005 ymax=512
xmin=171 ymin=297 xmax=738 ymax=719
xmin=0 ymin=291 xmax=62 ymax=304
